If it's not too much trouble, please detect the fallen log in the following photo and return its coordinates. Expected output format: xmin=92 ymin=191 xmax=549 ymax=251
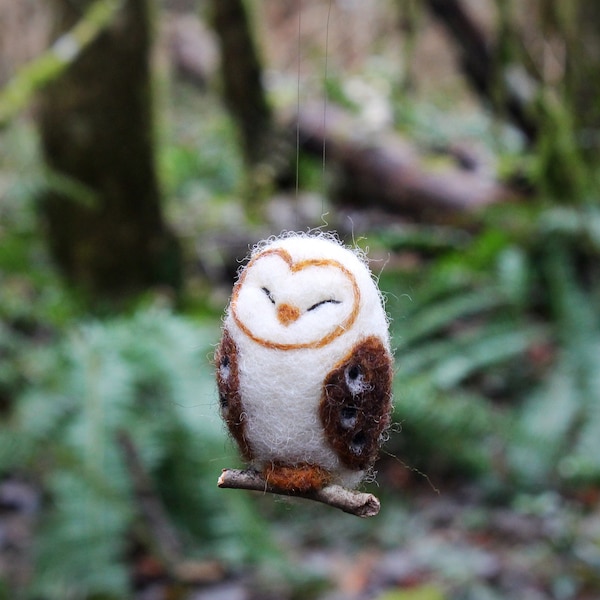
xmin=295 ymin=104 xmax=518 ymax=221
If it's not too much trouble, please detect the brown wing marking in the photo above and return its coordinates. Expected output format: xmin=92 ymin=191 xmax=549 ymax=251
xmin=215 ymin=329 xmax=253 ymax=461
xmin=320 ymin=336 xmax=393 ymax=470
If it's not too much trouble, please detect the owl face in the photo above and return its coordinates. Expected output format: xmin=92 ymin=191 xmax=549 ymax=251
xmin=231 ymin=247 xmax=361 ymax=350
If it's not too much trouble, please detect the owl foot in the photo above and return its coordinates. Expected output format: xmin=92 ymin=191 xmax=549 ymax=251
xmin=263 ymin=462 xmax=332 ymax=493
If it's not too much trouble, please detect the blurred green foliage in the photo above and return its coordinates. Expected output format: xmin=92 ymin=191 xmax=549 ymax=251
xmin=376 ymin=586 xmax=446 ymax=600
xmin=380 ymin=197 xmax=600 ymax=488
xmin=0 ymin=299 xmax=276 ymax=597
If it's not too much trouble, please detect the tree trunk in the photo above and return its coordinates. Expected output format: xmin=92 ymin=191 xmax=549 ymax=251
xmin=569 ymin=3 xmax=600 ymax=143
xmin=209 ymin=0 xmax=275 ymax=169
xmin=424 ymin=0 xmax=538 ymax=144
xmin=38 ymin=0 xmax=181 ymax=300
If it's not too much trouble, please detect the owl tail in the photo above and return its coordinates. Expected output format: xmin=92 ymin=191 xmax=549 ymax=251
xmin=263 ymin=462 xmax=332 ymax=493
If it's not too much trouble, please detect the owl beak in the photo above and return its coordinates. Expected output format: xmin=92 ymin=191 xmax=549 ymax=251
xmin=277 ymin=303 xmax=301 ymax=326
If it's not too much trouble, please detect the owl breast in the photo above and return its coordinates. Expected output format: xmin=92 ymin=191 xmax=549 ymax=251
xmin=219 ymin=326 xmax=392 ymax=488
xmin=232 ymin=333 xmax=345 ymax=472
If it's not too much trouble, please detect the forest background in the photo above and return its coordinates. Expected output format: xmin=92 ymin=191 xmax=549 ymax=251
xmin=1 ymin=0 xmax=600 ymax=599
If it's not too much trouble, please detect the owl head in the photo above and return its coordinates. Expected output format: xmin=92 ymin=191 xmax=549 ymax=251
xmin=227 ymin=232 xmax=389 ymax=352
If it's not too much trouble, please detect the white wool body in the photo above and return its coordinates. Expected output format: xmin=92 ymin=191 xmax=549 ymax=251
xmin=223 ymin=233 xmax=390 ymax=487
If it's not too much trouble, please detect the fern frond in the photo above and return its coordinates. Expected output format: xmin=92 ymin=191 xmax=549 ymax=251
xmin=392 ymin=375 xmax=507 ymax=476
xmin=2 ymin=307 xmax=274 ymax=597
xmin=431 ymin=324 xmax=545 ymax=389
xmin=395 ymin=288 xmax=505 ymax=349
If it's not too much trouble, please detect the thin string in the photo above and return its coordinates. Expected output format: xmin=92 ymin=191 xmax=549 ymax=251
xmin=320 ymin=0 xmax=333 ymax=224
xmin=295 ymin=0 xmax=302 ymax=200
xmin=323 ymin=0 xmax=333 ymax=181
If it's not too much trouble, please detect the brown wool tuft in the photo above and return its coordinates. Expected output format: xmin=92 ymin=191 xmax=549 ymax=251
xmin=263 ymin=462 xmax=333 ymax=493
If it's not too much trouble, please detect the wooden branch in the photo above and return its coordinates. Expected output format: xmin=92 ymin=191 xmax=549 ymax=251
xmin=218 ymin=469 xmax=381 ymax=518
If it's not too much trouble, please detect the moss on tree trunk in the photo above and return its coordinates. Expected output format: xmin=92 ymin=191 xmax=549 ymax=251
xmin=38 ymin=0 xmax=181 ymax=301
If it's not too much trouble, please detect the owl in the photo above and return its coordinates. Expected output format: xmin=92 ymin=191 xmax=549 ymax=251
xmin=215 ymin=232 xmax=393 ymax=493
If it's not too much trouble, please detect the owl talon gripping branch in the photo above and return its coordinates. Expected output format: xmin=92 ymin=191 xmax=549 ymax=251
xmin=215 ymin=232 xmax=393 ymax=516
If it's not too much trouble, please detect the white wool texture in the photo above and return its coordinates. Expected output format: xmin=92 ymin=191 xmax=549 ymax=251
xmin=224 ymin=231 xmax=391 ymax=488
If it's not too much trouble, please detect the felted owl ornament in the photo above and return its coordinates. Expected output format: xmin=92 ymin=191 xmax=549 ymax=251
xmin=215 ymin=232 xmax=393 ymax=495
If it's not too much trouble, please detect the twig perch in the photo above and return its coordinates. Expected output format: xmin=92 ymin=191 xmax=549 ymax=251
xmin=217 ymin=469 xmax=381 ymax=518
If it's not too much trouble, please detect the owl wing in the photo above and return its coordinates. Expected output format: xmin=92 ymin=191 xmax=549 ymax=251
xmin=215 ymin=329 xmax=253 ymax=460
xmin=320 ymin=336 xmax=393 ymax=471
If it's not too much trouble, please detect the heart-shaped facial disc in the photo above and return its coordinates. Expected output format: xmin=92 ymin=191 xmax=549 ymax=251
xmin=231 ymin=247 xmax=361 ymax=350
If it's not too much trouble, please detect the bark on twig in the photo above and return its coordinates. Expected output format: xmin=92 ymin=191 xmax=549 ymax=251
xmin=218 ymin=469 xmax=381 ymax=518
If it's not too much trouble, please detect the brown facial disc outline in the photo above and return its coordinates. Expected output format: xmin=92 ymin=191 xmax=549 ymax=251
xmin=231 ymin=247 xmax=361 ymax=351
